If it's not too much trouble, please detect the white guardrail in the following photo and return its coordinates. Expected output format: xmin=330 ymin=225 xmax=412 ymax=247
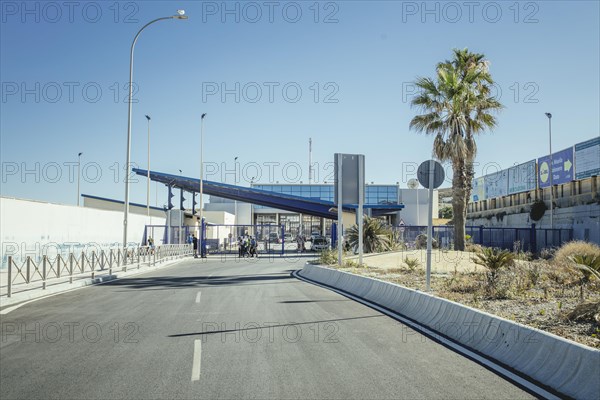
xmin=4 ymin=244 xmax=193 ymax=298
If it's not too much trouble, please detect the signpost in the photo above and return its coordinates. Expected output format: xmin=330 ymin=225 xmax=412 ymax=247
xmin=417 ymin=159 xmax=445 ymax=292
xmin=334 ymin=154 xmax=365 ymax=266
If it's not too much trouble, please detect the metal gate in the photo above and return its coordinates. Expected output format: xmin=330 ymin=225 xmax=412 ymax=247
xmin=204 ymin=224 xmax=288 ymax=255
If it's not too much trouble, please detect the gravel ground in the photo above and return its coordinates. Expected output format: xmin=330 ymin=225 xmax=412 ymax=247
xmin=330 ymin=251 xmax=600 ymax=349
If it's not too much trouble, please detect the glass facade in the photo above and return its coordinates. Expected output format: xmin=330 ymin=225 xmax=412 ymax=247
xmin=253 ymin=184 xmax=398 ymax=205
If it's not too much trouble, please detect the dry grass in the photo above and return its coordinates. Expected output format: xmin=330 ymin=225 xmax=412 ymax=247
xmin=565 ymin=300 xmax=600 ymax=323
xmin=554 ymin=241 xmax=600 ymax=265
xmin=333 ymin=255 xmax=600 ymax=348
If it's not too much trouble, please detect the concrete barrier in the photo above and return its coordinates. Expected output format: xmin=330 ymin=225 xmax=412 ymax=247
xmin=299 ymin=264 xmax=600 ymax=400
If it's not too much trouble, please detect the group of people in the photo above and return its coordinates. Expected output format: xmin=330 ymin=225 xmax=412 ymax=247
xmin=187 ymin=233 xmax=205 ymax=258
xmin=238 ymin=235 xmax=258 ymax=258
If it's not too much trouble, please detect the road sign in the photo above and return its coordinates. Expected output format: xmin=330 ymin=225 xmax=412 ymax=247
xmin=538 ymin=147 xmax=574 ymax=188
xmin=417 ymin=160 xmax=445 ymax=189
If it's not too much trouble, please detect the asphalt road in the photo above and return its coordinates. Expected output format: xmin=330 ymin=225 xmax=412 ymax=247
xmin=0 ymin=256 xmax=535 ymax=399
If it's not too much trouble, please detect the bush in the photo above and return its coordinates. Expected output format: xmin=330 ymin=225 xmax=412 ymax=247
xmin=472 ymin=247 xmax=515 ymax=293
xmin=404 ymin=257 xmax=420 ymax=271
xmin=554 ymin=241 xmax=600 ymax=265
xmin=415 ymin=234 xmax=438 ymax=249
xmin=318 ymin=249 xmax=337 ymax=265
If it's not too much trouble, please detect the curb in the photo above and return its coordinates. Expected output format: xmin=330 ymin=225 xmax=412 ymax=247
xmin=298 ymin=263 xmax=600 ymax=400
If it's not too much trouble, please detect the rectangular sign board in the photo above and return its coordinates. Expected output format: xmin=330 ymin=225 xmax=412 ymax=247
xmin=471 ymin=176 xmax=485 ymax=202
xmin=537 ymin=147 xmax=574 ymax=188
xmin=575 ymin=137 xmax=600 ymax=179
xmin=508 ymin=160 xmax=537 ymax=195
xmin=484 ymin=170 xmax=508 ymax=199
xmin=334 ymin=153 xmax=365 ymax=205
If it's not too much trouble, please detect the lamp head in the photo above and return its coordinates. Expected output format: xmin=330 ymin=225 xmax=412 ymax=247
xmin=145 ymin=115 xmax=151 ymax=121
xmin=175 ymin=10 xmax=188 ymax=19
xmin=78 ymin=152 xmax=83 ymax=157
xmin=545 ymin=112 xmax=552 ymax=119
xmin=201 ymin=113 xmax=207 ymax=119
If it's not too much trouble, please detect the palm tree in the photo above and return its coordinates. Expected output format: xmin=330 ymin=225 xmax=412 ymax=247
xmin=346 ymin=216 xmax=392 ymax=253
xmin=409 ymin=48 xmax=503 ymax=251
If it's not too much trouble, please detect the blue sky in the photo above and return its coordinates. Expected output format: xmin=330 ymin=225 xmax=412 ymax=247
xmin=1 ymin=0 xmax=599 ymax=207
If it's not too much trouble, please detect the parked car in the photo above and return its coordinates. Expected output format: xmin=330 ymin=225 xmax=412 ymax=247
xmin=311 ymin=236 xmax=329 ymax=251
xmin=310 ymin=232 xmax=321 ymax=241
xmin=268 ymin=232 xmax=280 ymax=243
xmin=283 ymin=233 xmax=294 ymax=242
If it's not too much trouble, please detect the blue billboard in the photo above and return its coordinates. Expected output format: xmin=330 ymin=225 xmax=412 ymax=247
xmin=575 ymin=137 xmax=600 ymax=179
xmin=537 ymin=147 xmax=574 ymax=188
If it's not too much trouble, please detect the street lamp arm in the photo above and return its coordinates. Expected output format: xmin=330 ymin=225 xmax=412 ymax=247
xmin=123 ymin=13 xmax=187 ymax=249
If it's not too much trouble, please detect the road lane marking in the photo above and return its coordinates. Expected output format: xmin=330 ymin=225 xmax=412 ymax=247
xmin=195 ymin=291 xmax=201 ymax=304
xmin=191 ymin=340 xmax=202 ymax=381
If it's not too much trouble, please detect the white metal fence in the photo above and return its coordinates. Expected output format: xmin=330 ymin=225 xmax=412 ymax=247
xmin=4 ymin=244 xmax=192 ymax=298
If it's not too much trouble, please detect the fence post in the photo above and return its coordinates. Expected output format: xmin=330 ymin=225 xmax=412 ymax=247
xmin=109 ymin=250 xmax=113 ymax=275
xmin=530 ymin=223 xmax=537 ymax=254
xmin=7 ymin=256 xmax=12 ymax=297
xmin=26 ymin=257 xmax=31 ymax=284
xmin=91 ymin=251 xmax=95 ymax=279
xmin=479 ymin=225 xmax=484 ymax=245
xmin=69 ymin=254 xmax=74 ymax=284
xmin=42 ymin=256 xmax=47 ymax=290
xmin=153 ymin=247 xmax=156 ymax=266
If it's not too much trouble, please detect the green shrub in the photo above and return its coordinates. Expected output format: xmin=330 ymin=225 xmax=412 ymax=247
xmin=318 ymin=249 xmax=337 ymax=265
xmin=569 ymin=254 xmax=600 ymax=284
xmin=404 ymin=257 xmax=420 ymax=271
xmin=472 ymin=247 xmax=515 ymax=292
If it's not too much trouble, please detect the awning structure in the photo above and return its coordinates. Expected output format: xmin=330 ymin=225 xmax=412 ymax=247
xmin=133 ymin=169 xmax=404 ymax=219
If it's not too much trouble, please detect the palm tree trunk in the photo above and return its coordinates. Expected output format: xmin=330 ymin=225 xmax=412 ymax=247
xmin=452 ymin=160 xmax=467 ymax=251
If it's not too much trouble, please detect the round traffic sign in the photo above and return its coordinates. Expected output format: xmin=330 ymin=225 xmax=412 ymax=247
xmin=417 ymin=160 xmax=445 ymax=189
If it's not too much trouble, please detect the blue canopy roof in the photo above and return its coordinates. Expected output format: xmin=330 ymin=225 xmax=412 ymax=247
xmin=133 ymin=169 xmax=404 ymax=219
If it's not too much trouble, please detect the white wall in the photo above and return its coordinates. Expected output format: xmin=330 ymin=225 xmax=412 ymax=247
xmin=0 ymin=197 xmax=166 ymax=268
xmin=398 ymin=189 xmax=439 ymax=225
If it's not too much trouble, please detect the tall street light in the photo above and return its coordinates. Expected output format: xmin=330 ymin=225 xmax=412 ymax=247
xmin=123 ymin=10 xmax=188 ymax=250
xmin=199 ymin=113 xmax=207 ymax=257
xmin=545 ymin=112 xmax=553 ymax=230
xmin=145 ymin=115 xmax=151 ymax=217
xmin=77 ymin=152 xmax=83 ymax=206
xmin=234 ymin=156 xmax=238 ymax=226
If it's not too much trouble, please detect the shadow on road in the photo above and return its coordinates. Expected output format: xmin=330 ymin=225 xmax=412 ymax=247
xmin=102 ymin=272 xmax=297 ymax=291
xmin=168 ymin=314 xmax=383 ymax=338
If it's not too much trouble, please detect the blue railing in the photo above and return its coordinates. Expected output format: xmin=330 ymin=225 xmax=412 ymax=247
xmin=393 ymin=224 xmax=573 ymax=253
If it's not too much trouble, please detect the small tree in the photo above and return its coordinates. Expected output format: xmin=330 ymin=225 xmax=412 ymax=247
xmin=346 ymin=216 xmax=392 ymax=253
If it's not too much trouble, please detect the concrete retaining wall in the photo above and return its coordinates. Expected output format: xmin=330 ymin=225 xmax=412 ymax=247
xmin=299 ymin=264 xmax=600 ymax=399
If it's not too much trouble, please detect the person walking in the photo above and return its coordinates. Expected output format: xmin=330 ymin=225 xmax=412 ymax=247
xmin=192 ymin=233 xmax=198 ymax=258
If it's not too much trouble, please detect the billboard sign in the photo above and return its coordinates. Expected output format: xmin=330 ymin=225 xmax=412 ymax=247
xmin=471 ymin=176 xmax=485 ymax=202
xmin=575 ymin=137 xmax=600 ymax=179
xmin=538 ymin=147 xmax=574 ymax=188
xmin=484 ymin=170 xmax=508 ymax=199
xmin=334 ymin=153 xmax=365 ymax=205
xmin=508 ymin=160 xmax=537 ymax=194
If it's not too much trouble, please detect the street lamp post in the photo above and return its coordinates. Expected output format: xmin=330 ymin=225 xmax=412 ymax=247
xmin=122 ymin=10 xmax=188 ymax=250
xmin=199 ymin=113 xmax=207 ymax=257
xmin=145 ymin=115 xmax=151 ymax=217
xmin=77 ymin=152 xmax=83 ymax=206
xmin=234 ymin=156 xmax=238 ymax=227
xmin=548 ymin=114 xmax=554 ymax=229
